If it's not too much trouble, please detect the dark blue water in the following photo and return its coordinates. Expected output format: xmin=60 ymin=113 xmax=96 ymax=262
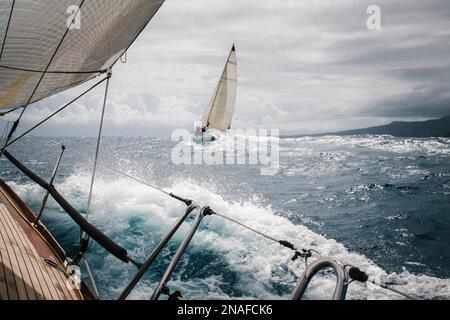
xmin=1 ymin=135 xmax=449 ymax=300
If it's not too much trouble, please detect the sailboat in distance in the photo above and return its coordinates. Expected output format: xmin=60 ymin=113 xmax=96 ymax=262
xmin=194 ymin=44 xmax=238 ymax=143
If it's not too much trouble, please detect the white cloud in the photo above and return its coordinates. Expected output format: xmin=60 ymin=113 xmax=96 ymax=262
xmin=13 ymin=0 xmax=450 ymax=136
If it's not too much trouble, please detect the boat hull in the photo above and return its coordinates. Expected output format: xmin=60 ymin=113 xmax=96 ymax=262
xmin=193 ymin=132 xmax=218 ymax=144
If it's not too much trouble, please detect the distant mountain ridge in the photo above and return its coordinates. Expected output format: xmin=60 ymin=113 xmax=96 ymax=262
xmin=288 ymin=116 xmax=450 ymax=138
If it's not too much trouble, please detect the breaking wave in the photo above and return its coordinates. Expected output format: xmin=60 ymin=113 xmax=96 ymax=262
xmin=8 ymin=171 xmax=450 ymax=300
xmin=283 ymin=135 xmax=450 ymax=156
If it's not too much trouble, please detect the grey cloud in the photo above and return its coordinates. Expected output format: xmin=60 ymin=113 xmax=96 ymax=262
xmin=16 ymin=0 xmax=450 ymax=136
xmin=362 ymin=86 xmax=450 ymax=119
xmin=386 ymin=66 xmax=450 ymax=83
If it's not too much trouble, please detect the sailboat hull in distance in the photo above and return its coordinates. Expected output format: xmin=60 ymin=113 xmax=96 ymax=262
xmin=194 ymin=44 xmax=237 ymax=144
xmin=193 ymin=130 xmax=218 ymax=143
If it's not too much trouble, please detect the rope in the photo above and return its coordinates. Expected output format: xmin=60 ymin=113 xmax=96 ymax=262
xmin=369 ymin=280 xmax=417 ymax=300
xmin=213 ymin=212 xmax=418 ymax=299
xmin=7 ymin=139 xmax=420 ymax=300
xmin=0 ymin=64 xmax=105 ymax=75
xmin=64 ymin=147 xmax=186 ymax=203
xmin=120 ymin=51 xmax=127 ymax=64
xmin=65 ymin=145 xmax=315 ymax=256
xmin=213 ymin=212 xmax=279 ymax=243
xmin=75 ymin=75 xmax=111 ymax=295
xmin=82 ymin=254 xmax=100 ymax=299
xmin=2 ymin=123 xmax=421 ymax=300
xmin=0 ymin=0 xmax=419 ymax=299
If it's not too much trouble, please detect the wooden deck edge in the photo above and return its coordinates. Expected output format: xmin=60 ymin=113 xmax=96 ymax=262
xmin=0 ymin=178 xmax=98 ymax=300
xmin=0 ymin=179 xmax=66 ymax=261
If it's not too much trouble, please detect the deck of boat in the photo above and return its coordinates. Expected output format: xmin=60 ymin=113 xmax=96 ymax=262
xmin=0 ymin=180 xmax=83 ymax=300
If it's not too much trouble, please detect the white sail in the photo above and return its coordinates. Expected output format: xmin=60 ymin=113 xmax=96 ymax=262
xmin=0 ymin=0 xmax=164 ymax=109
xmin=201 ymin=45 xmax=237 ymax=131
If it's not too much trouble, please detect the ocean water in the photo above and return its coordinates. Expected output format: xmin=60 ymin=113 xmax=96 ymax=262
xmin=0 ymin=134 xmax=449 ymax=300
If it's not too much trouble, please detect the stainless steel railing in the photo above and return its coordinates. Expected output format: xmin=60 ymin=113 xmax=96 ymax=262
xmin=290 ymin=258 xmax=350 ymax=300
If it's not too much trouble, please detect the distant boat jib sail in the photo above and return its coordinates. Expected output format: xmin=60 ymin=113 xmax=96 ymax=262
xmin=201 ymin=44 xmax=238 ymax=131
xmin=0 ymin=0 xmax=164 ymax=110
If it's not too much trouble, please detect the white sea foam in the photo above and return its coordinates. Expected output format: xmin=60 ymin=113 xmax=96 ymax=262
xmin=286 ymin=136 xmax=450 ymax=156
xmin=8 ymin=172 xmax=450 ymax=300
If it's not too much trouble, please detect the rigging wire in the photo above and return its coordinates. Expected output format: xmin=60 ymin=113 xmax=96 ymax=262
xmin=3 ymin=133 xmax=420 ymax=300
xmin=0 ymin=64 xmax=105 ymax=75
xmin=52 ymin=146 xmax=315 ymax=254
xmin=215 ymin=210 xmax=418 ymax=299
xmin=1 ymin=1 xmax=86 ymax=157
xmin=2 ymin=77 xmax=108 ymax=150
xmin=65 ymin=147 xmax=183 ymax=201
xmin=61 ymin=149 xmax=420 ymax=299
xmin=85 ymin=74 xmax=110 ymax=221
xmin=369 ymin=281 xmax=416 ymax=300
xmin=82 ymin=254 xmax=100 ymax=299
xmin=4 ymin=137 xmax=420 ymax=300
xmin=213 ymin=211 xmax=279 ymax=243
xmin=77 ymin=73 xmax=111 ymax=298
xmin=1 ymin=105 xmax=420 ymax=300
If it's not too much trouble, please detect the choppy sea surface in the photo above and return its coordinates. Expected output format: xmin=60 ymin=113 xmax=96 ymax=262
xmin=0 ymin=134 xmax=449 ymax=300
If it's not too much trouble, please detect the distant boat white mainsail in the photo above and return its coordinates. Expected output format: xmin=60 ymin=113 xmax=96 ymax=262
xmin=201 ymin=44 xmax=238 ymax=131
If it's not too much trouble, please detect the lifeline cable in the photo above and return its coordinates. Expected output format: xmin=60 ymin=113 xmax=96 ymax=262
xmin=4 ymin=137 xmax=420 ymax=300
xmin=65 ymin=147 xmax=191 ymax=205
xmin=86 ymin=75 xmax=110 ymax=221
xmin=215 ymin=212 xmax=418 ymax=300
xmin=369 ymin=281 xmax=417 ymax=300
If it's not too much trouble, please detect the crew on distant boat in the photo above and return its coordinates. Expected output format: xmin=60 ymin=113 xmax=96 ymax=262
xmin=194 ymin=122 xmax=217 ymax=143
xmin=193 ymin=44 xmax=238 ymax=144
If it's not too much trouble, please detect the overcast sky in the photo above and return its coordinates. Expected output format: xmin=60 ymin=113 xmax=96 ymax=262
xmin=10 ymin=0 xmax=450 ymax=137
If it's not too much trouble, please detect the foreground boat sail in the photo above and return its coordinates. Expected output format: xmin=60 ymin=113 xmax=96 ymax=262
xmin=194 ymin=44 xmax=238 ymax=144
xmin=0 ymin=1 xmax=422 ymax=301
xmin=0 ymin=0 xmax=165 ymax=300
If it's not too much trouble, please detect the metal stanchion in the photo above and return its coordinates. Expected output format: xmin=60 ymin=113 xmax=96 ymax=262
xmin=33 ymin=145 xmax=66 ymax=226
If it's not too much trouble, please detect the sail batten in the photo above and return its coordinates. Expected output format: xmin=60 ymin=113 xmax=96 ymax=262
xmin=202 ymin=45 xmax=238 ymax=131
xmin=0 ymin=0 xmax=165 ymax=109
